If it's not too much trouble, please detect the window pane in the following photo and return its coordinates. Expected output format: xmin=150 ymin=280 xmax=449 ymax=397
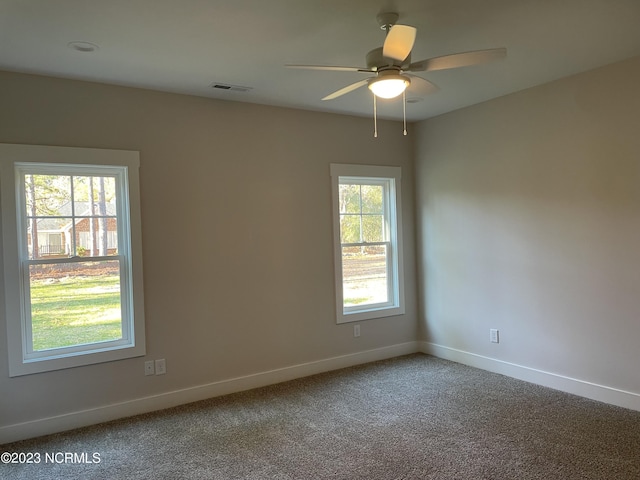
xmin=362 ymin=215 xmax=384 ymax=242
xmin=340 ymin=214 xmax=361 ymax=243
xmin=73 ymin=176 xmax=117 ymax=214
xmin=342 ymin=245 xmax=389 ymax=307
xmin=339 ymin=184 xmax=361 ymax=213
xmin=25 ymin=174 xmax=71 ymax=217
xmin=26 ymin=217 xmax=72 ymax=259
xmin=28 ymin=260 xmax=122 ymax=351
xmin=361 ymin=185 xmax=383 ymax=213
xmin=76 ymin=217 xmax=119 ymax=257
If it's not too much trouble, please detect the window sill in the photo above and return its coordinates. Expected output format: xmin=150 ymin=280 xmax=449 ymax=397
xmin=336 ymin=305 xmax=406 ymax=324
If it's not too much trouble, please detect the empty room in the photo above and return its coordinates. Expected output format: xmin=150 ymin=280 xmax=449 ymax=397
xmin=2 ymin=1 xmax=640 ymax=478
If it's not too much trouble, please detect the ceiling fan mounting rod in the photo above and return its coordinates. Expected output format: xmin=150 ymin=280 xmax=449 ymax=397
xmin=377 ymin=12 xmax=399 ymax=33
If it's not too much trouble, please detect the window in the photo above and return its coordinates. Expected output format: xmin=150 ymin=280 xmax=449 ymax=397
xmin=1 ymin=144 xmax=145 ymax=376
xmin=330 ymin=164 xmax=404 ymax=323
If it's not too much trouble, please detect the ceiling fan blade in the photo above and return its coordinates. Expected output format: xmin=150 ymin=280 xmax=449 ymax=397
xmin=382 ymin=25 xmax=417 ymax=61
xmin=322 ymin=79 xmax=369 ymax=100
xmin=286 ymin=64 xmax=373 ymax=73
xmin=408 ymin=48 xmax=507 ymax=72
xmin=406 ymin=75 xmax=439 ymax=95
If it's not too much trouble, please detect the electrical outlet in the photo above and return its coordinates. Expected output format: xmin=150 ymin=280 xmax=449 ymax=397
xmin=354 ymin=324 xmax=361 ymax=338
xmin=144 ymin=360 xmax=155 ymax=376
xmin=490 ymin=329 xmax=499 ymax=343
xmin=155 ymin=358 xmax=166 ymax=375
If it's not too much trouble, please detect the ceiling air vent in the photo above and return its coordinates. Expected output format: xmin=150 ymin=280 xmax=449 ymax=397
xmin=210 ymin=82 xmax=253 ymax=93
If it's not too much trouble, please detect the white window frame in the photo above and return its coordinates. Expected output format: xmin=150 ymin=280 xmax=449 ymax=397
xmin=330 ymin=164 xmax=405 ymax=324
xmin=0 ymin=144 xmax=145 ymax=376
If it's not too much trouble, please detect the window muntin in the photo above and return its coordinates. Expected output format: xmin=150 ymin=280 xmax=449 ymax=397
xmin=1 ymin=144 xmax=145 ymax=376
xmin=331 ymin=164 xmax=404 ymax=323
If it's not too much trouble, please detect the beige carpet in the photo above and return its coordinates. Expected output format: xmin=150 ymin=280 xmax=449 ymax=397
xmin=3 ymin=354 xmax=640 ymax=479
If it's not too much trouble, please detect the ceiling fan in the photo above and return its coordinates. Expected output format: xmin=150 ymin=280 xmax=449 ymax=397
xmin=286 ymin=12 xmax=506 ymax=135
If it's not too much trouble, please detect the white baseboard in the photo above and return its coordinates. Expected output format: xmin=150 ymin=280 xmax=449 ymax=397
xmin=420 ymin=341 xmax=640 ymax=412
xmin=8 ymin=340 xmax=637 ymax=445
xmin=0 ymin=341 xmax=419 ymax=445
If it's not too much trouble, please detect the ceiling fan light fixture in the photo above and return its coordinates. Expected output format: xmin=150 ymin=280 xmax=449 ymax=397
xmin=368 ymin=74 xmax=410 ymax=99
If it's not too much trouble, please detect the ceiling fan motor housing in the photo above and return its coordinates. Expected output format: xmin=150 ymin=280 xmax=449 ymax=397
xmin=366 ymin=47 xmax=411 ymax=70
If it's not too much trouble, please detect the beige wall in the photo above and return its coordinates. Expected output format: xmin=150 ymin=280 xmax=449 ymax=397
xmin=5 ymin=52 xmax=640 ymax=437
xmin=0 ymin=71 xmax=418 ymax=430
xmin=415 ymin=56 xmax=640 ymax=394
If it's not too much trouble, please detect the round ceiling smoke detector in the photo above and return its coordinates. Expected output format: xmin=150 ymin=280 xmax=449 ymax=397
xmin=67 ymin=41 xmax=99 ymax=53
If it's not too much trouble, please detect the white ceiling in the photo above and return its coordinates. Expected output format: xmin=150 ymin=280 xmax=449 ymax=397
xmin=1 ymin=0 xmax=639 ymax=121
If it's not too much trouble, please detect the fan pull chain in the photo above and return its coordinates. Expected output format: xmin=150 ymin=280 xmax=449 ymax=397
xmin=403 ymin=90 xmax=407 ymax=136
xmin=373 ymin=94 xmax=378 ymax=138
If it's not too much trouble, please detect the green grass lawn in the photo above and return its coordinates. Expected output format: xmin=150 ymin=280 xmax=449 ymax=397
xmin=30 ymin=274 xmax=122 ymax=351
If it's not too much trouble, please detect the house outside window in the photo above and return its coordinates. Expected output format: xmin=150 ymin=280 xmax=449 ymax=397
xmin=330 ymin=164 xmax=405 ymax=324
xmin=28 ymin=199 xmax=119 ymax=258
xmin=0 ymin=144 xmax=145 ymax=376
